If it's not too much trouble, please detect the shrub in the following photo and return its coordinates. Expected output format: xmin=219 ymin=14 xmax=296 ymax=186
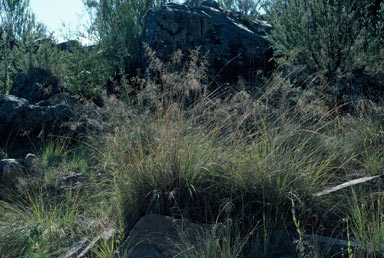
xmin=264 ymin=0 xmax=384 ymax=80
xmin=83 ymin=0 xmax=173 ymax=77
xmin=56 ymin=43 xmax=107 ymax=98
xmin=0 ymin=0 xmax=47 ymax=93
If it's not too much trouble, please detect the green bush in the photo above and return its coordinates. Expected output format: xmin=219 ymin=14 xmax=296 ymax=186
xmin=55 ymin=43 xmax=107 ymax=98
xmin=264 ymin=0 xmax=384 ymax=80
xmin=83 ymin=0 xmax=172 ymax=77
xmin=0 ymin=0 xmax=107 ymax=98
xmin=0 ymin=0 xmax=48 ymax=93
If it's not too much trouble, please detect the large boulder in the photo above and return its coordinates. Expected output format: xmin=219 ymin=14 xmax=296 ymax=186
xmin=0 ymin=158 xmax=25 ymax=189
xmin=0 ymin=93 xmax=107 ymax=157
xmin=10 ymin=67 xmax=61 ymax=103
xmin=0 ymin=94 xmax=73 ymax=143
xmin=140 ymin=1 xmax=273 ymax=89
xmin=0 ymin=154 xmax=45 ymax=198
xmin=330 ymin=68 xmax=384 ymax=108
xmin=57 ymin=40 xmax=81 ymax=53
xmin=117 ymin=214 xmax=222 ymax=258
xmin=24 ymin=153 xmax=45 ymax=178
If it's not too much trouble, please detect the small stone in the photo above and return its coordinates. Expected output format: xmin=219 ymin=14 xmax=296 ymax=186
xmin=58 ymin=172 xmax=87 ymax=191
xmin=1 ymin=159 xmax=25 ymax=188
xmin=24 ymin=153 xmax=45 ymax=177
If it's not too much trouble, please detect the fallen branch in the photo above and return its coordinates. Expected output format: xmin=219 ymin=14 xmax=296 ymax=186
xmin=63 ymin=227 xmax=117 ymax=258
xmin=313 ymin=175 xmax=383 ymax=197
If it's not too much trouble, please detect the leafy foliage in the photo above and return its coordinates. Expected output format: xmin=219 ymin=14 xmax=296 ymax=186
xmin=0 ymin=0 xmax=47 ymax=93
xmin=0 ymin=0 xmax=30 ymax=38
xmin=264 ymin=0 xmax=384 ymax=79
xmin=0 ymin=0 xmax=60 ymax=94
xmin=83 ymin=0 xmax=172 ymax=77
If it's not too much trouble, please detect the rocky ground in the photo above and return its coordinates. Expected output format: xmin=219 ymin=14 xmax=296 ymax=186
xmin=1 ymin=1 xmax=383 ymax=257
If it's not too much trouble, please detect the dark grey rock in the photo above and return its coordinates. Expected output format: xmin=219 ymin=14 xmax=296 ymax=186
xmin=0 ymin=158 xmax=25 ymax=189
xmin=201 ymin=0 xmax=220 ymax=9
xmin=0 ymin=94 xmax=73 ymax=157
xmin=57 ymin=40 xmax=81 ymax=53
xmin=331 ymin=68 xmax=384 ymax=107
xmin=0 ymin=94 xmax=44 ymax=141
xmin=10 ymin=67 xmax=61 ymax=103
xmin=58 ymin=171 xmax=87 ymax=191
xmin=184 ymin=0 xmax=201 ymax=8
xmin=0 ymin=93 xmax=108 ymax=157
xmin=117 ymin=214 xmax=222 ymax=258
xmin=45 ymin=104 xmax=73 ymax=121
xmin=0 ymin=94 xmax=74 ymax=143
xmin=0 ymin=154 xmax=46 ymax=198
xmin=36 ymin=93 xmax=76 ymax=106
xmin=0 ymin=94 xmax=29 ymax=137
xmin=81 ymin=118 xmax=103 ymax=132
xmin=140 ymin=2 xmax=273 ymax=93
xmin=24 ymin=153 xmax=45 ymax=177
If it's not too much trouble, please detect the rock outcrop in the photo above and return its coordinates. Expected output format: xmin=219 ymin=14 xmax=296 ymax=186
xmin=0 ymin=94 xmax=73 ymax=156
xmin=0 ymin=66 xmax=109 ymax=157
xmin=10 ymin=67 xmax=61 ymax=103
xmin=0 ymin=153 xmax=45 ymax=197
xmin=331 ymin=68 xmax=384 ymax=108
xmin=117 ymin=214 xmax=222 ymax=258
xmin=0 ymin=92 xmax=107 ymax=157
xmin=140 ymin=1 xmax=273 ymax=90
xmin=57 ymin=40 xmax=81 ymax=53
xmin=0 ymin=158 xmax=26 ymax=189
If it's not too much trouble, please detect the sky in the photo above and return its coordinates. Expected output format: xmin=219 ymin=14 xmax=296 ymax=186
xmin=29 ymin=0 xmax=90 ymax=43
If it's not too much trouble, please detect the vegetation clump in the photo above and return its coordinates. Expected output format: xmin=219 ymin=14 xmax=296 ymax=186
xmin=0 ymin=0 xmax=383 ymax=257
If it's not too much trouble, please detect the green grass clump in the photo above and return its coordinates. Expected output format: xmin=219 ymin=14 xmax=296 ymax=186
xmin=0 ymin=190 xmax=84 ymax=257
xmin=0 ymin=139 xmax=122 ymax=257
xmin=347 ymin=191 xmax=384 ymax=255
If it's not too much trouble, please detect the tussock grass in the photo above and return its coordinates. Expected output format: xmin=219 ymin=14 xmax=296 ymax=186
xmin=0 ymin=190 xmax=84 ymax=257
xmin=0 ymin=50 xmax=383 ymax=257
xmin=347 ymin=191 xmax=384 ymax=256
xmin=0 ymin=139 xmax=119 ymax=257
